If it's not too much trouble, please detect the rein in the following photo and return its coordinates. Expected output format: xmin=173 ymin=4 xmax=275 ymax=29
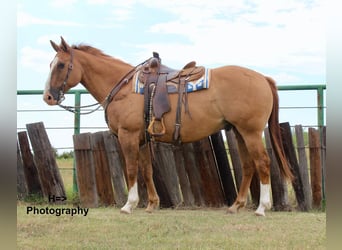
xmin=58 ymin=102 xmax=102 ymax=115
xmin=56 ymin=48 xmax=105 ymax=114
xmin=103 ymin=58 xmax=152 ymax=124
xmin=57 ymin=54 xmax=152 ymax=119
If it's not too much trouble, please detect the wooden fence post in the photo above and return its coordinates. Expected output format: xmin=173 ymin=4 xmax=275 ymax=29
xmin=26 ymin=122 xmax=65 ymax=203
xmin=321 ymin=126 xmax=326 ymax=206
xmin=152 ymin=142 xmax=182 ymax=208
xmin=91 ymin=131 xmax=115 ymax=206
xmin=280 ymin=122 xmax=307 ymax=211
xmin=264 ymin=128 xmax=290 ymax=211
xmin=182 ymin=143 xmax=206 ymax=206
xmin=295 ymin=125 xmax=312 ymax=210
xmin=17 ymin=141 xmax=27 ymax=199
xmin=173 ymin=145 xmax=195 ymax=207
xmin=193 ymin=138 xmax=226 ymax=207
xmin=210 ymin=131 xmax=237 ymax=206
xmin=225 ymin=129 xmax=242 ymax=191
xmin=73 ymin=132 xmax=98 ymax=207
xmin=102 ymin=131 xmax=127 ymax=207
xmin=17 ymin=131 xmax=42 ymax=196
xmin=137 ymin=170 xmax=148 ymax=208
xmin=309 ymin=127 xmax=322 ymax=209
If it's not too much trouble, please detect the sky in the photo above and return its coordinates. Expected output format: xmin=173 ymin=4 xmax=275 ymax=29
xmin=17 ymin=0 xmax=326 ymax=152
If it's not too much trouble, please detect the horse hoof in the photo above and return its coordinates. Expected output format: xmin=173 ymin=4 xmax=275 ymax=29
xmin=145 ymin=201 xmax=159 ymax=213
xmin=227 ymin=206 xmax=238 ymax=214
xmin=255 ymin=211 xmax=266 ymax=216
xmin=120 ymin=206 xmax=133 ymax=214
xmin=145 ymin=207 xmax=153 ymax=213
xmin=255 ymin=206 xmax=267 ymax=216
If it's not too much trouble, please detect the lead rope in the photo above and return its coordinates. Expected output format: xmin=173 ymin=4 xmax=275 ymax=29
xmin=58 ymin=102 xmax=102 ymax=115
xmin=58 ymin=57 xmax=153 ymax=117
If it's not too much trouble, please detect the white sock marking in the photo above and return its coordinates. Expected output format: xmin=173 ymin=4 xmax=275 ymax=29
xmin=255 ymin=183 xmax=271 ymax=216
xmin=121 ymin=182 xmax=139 ymax=214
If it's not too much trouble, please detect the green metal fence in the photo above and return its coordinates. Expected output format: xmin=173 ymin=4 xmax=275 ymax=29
xmin=17 ymin=84 xmax=326 ymax=193
xmin=17 ymin=84 xmax=326 ymax=133
xmin=277 ymin=85 xmax=326 ymax=130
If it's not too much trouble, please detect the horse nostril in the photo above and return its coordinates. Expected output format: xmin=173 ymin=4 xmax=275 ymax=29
xmin=47 ymin=95 xmax=52 ymax=100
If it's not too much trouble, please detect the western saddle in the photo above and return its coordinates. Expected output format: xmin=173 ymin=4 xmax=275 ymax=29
xmin=140 ymin=52 xmax=205 ymax=143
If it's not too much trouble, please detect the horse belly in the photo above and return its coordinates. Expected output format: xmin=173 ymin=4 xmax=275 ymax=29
xmin=156 ymin=90 xmax=225 ymax=143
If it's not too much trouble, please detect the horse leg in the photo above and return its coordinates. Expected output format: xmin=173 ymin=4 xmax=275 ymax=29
xmin=228 ymin=129 xmax=256 ymax=214
xmin=139 ymin=145 xmax=160 ymax=212
xmin=241 ymin=130 xmax=272 ymax=216
xmin=118 ymin=130 xmax=140 ymax=214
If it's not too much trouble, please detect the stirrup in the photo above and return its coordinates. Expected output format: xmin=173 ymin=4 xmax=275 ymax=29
xmin=147 ymin=117 xmax=166 ymax=136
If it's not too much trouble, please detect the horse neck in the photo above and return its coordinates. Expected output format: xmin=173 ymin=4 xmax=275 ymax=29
xmin=76 ymin=50 xmax=133 ymax=103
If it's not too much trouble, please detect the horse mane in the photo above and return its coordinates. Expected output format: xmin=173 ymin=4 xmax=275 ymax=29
xmin=71 ymin=44 xmax=112 ymax=58
xmin=71 ymin=44 xmax=132 ymax=68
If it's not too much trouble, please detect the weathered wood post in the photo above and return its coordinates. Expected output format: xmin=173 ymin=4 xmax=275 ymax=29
xmin=17 ymin=141 xmax=27 ymax=199
xmin=225 ymin=129 xmax=242 ymax=191
xmin=295 ymin=125 xmax=312 ymax=210
xmin=321 ymin=126 xmax=326 ymax=207
xmin=280 ymin=122 xmax=307 ymax=211
xmin=152 ymin=142 xmax=182 ymax=208
xmin=73 ymin=132 xmax=98 ymax=207
xmin=26 ymin=122 xmax=65 ymax=203
xmin=173 ymin=145 xmax=195 ymax=207
xmin=182 ymin=143 xmax=206 ymax=206
xmin=17 ymin=131 xmax=42 ymax=196
xmin=210 ymin=131 xmax=237 ymax=206
xmin=91 ymin=131 xmax=115 ymax=206
xmin=309 ymin=127 xmax=322 ymax=209
xmin=192 ymin=138 xmax=226 ymax=207
xmin=102 ymin=131 xmax=127 ymax=207
xmin=264 ymin=128 xmax=290 ymax=211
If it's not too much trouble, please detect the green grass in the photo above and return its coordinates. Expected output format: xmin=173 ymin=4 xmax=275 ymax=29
xmin=17 ymin=205 xmax=325 ymax=250
xmin=18 ymin=159 xmax=325 ymax=249
xmin=56 ymin=158 xmax=76 ymax=202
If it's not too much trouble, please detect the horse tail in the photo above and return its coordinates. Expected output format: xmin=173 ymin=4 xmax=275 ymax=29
xmin=266 ymin=76 xmax=293 ymax=181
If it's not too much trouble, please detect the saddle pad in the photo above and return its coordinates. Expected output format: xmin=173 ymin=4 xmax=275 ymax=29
xmin=132 ymin=68 xmax=211 ymax=94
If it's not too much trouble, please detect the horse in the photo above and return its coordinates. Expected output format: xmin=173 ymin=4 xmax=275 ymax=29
xmin=43 ymin=37 xmax=292 ymax=216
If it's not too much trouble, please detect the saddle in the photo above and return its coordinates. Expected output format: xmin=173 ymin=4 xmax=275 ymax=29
xmin=140 ymin=52 xmax=205 ymax=142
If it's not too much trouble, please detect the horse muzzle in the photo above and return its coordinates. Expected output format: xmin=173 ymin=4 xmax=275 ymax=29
xmin=43 ymin=88 xmax=64 ymax=105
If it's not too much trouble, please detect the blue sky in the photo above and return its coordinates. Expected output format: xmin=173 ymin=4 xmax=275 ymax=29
xmin=17 ymin=0 xmax=326 ymax=152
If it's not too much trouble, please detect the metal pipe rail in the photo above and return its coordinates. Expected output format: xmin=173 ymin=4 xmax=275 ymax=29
xmin=17 ymin=84 xmax=326 ymax=194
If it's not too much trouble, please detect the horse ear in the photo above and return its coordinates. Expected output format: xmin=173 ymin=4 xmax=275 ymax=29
xmin=60 ymin=36 xmax=70 ymax=52
xmin=50 ymin=40 xmax=60 ymax=52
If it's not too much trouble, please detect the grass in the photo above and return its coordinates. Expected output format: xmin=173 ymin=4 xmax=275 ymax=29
xmin=57 ymin=158 xmax=74 ymax=193
xmin=17 ymin=159 xmax=325 ymax=249
xmin=17 ymin=205 xmax=325 ymax=250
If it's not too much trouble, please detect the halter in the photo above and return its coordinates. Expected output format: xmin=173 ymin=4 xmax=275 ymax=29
xmin=49 ymin=49 xmax=74 ymax=104
xmin=56 ymin=54 xmax=153 ymax=116
xmin=54 ymin=49 xmax=103 ymax=114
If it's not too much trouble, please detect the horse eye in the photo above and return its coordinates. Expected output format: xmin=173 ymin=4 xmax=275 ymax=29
xmin=57 ymin=63 xmax=65 ymax=69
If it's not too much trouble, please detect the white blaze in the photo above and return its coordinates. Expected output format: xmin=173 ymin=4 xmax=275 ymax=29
xmin=43 ymin=56 xmax=59 ymax=96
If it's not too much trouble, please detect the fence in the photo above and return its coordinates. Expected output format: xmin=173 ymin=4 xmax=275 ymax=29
xmin=17 ymin=85 xmax=326 ymax=209
xmin=17 ymin=121 xmax=326 ymax=211
xmin=17 ymin=85 xmax=326 ymax=150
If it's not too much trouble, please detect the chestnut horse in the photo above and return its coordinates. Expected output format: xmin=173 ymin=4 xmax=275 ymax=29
xmin=44 ymin=37 xmax=292 ymax=216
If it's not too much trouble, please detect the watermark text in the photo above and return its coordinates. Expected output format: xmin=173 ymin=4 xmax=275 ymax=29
xmin=27 ymin=206 xmax=89 ymax=217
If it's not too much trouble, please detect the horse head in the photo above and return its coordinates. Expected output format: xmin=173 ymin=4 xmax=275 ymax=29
xmin=43 ymin=37 xmax=81 ymax=105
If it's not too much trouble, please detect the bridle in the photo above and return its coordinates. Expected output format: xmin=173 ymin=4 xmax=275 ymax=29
xmin=50 ymin=49 xmax=103 ymax=115
xmin=51 ymin=50 xmax=153 ymax=116
xmin=49 ymin=49 xmax=74 ymax=105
